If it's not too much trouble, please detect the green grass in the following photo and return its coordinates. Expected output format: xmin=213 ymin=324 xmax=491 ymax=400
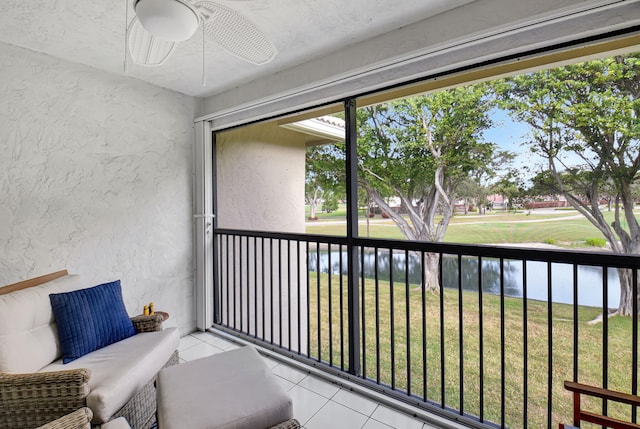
xmin=305 ymin=203 xmax=348 ymax=219
xmin=301 ymin=208 xmax=639 ymax=427
xmin=305 ymin=210 xmax=636 ymax=248
xmin=308 ymin=273 xmax=638 ymax=429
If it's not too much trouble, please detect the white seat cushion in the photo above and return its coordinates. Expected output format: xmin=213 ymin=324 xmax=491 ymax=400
xmin=0 ymin=274 xmax=85 ymax=373
xmin=100 ymin=417 xmax=132 ymax=429
xmin=42 ymin=327 xmax=179 ymax=424
xmin=157 ymin=346 xmax=293 ymax=429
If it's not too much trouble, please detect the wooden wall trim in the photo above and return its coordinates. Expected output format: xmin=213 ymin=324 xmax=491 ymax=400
xmin=0 ymin=270 xmax=69 ymax=295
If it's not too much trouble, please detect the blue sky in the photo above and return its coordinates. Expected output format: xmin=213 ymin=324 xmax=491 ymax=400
xmin=483 ymin=107 xmax=545 ymax=184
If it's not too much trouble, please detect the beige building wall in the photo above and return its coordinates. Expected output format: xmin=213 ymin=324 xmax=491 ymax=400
xmin=215 ymin=122 xmax=307 ymax=352
xmin=216 ymin=123 xmax=306 ymax=233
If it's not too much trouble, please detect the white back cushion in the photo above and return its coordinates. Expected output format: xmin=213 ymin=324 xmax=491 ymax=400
xmin=0 ymin=274 xmax=85 ymax=373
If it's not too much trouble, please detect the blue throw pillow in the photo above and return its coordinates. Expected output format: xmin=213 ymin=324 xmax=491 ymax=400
xmin=49 ymin=280 xmax=136 ymax=364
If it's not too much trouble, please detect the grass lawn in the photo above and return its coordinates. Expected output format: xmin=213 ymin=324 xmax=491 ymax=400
xmin=305 ymin=209 xmax=625 ymax=248
xmin=300 ymin=208 xmax=639 ymax=427
xmin=308 ymin=273 xmax=637 ymax=429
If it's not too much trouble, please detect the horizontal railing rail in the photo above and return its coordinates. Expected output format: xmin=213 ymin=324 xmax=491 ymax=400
xmin=216 ymin=228 xmax=640 ymax=269
xmin=213 ymin=227 xmax=640 ymax=429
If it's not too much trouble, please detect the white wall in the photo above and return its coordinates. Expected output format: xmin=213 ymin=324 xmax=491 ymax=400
xmin=0 ymin=42 xmax=197 ymax=335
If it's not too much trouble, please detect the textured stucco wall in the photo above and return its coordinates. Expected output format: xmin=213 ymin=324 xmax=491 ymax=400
xmin=0 ymin=42 xmax=197 ymax=335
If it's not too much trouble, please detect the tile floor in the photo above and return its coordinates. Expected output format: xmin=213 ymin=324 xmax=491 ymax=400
xmin=178 ymin=331 xmax=444 ymax=429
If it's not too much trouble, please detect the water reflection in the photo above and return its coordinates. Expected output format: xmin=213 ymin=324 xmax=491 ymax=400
xmin=308 ymin=249 xmax=620 ymax=308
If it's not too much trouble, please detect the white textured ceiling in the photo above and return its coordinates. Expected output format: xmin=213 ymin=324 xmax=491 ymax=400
xmin=0 ymin=0 xmax=474 ymax=98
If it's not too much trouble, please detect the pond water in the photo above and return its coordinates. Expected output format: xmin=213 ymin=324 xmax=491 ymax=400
xmin=308 ymin=249 xmax=620 ymax=308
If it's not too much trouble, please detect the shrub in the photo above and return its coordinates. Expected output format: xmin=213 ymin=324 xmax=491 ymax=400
xmin=322 ymin=194 xmax=339 ymax=213
xmin=586 ymin=238 xmax=607 ymax=247
xmin=543 ymin=238 xmax=557 ymax=245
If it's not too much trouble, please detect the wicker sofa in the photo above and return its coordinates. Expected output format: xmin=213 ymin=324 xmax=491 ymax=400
xmin=0 ymin=270 xmax=180 ymax=429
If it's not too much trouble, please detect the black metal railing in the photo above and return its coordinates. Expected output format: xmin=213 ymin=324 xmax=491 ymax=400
xmin=213 ymin=228 xmax=640 ymax=429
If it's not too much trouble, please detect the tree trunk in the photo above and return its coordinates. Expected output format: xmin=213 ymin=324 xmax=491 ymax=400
xmin=616 ymin=268 xmax=636 ymax=316
xmin=422 ymin=252 xmax=440 ymax=293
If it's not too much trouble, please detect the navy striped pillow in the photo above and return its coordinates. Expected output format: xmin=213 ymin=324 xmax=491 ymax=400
xmin=49 ymin=280 xmax=136 ymax=364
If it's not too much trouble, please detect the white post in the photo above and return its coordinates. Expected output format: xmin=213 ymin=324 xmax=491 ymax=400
xmin=194 ymin=120 xmax=214 ymax=331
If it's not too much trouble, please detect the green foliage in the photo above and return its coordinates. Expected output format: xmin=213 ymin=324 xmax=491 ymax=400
xmin=322 ymin=193 xmax=339 ymax=213
xmin=543 ymin=238 xmax=557 ymax=245
xmin=305 ymin=142 xmax=345 ymax=200
xmin=357 ymin=84 xmax=504 ymax=242
xmin=495 ymin=52 xmax=640 ymax=312
xmin=358 ymin=86 xmax=494 ymax=195
xmin=586 ymin=237 xmax=607 ymax=247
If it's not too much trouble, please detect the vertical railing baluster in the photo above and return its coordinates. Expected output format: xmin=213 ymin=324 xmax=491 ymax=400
xmin=406 ymin=249 xmax=411 ymax=396
xmin=246 ymin=235 xmax=250 ymax=335
xmin=261 ymin=237 xmax=265 ymax=340
xmin=361 ymin=247 xmax=366 ymax=378
xmin=297 ymin=240 xmax=301 ymax=355
xmin=278 ymin=239 xmax=283 ymax=347
xmin=573 ymin=264 xmax=579 ymax=385
xmin=633 ymin=268 xmax=638 ymax=424
xmin=479 ymin=256 xmax=484 ymax=423
xmin=270 ymin=238 xmax=274 ymax=344
xmin=458 ymin=254 xmax=464 ymax=415
xmin=215 ymin=234 xmax=221 ymax=325
xmin=375 ymin=247 xmax=381 ymax=384
xmin=522 ymin=260 xmax=528 ymax=429
xmin=603 ymin=266 xmax=609 ymax=420
xmin=328 ymin=244 xmax=333 ymax=366
xmin=226 ymin=234 xmax=230 ymax=327
xmin=390 ymin=248 xmax=395 ymax=390
xmin=287 ymin=239 xmax=292 ymax=351
xmin=317 ymin=241 xmax=322 ymax=362
xmin=253 ymin=236 xmax=257 ymax=337
xmin=340 ymin=244 xmax=345 ymax=371
xmin=306 ymin=241 xmax=311 ymax=358
xmin=547 ymin=262 xmax=553 ymax=429
xmin=422 ymin=251 xmax=427 ymax=402
xmin=500 ymin=258 xmax=506 ymax=428
xmin=232 ymin=235 xmax=237 ymax=329
xmin=440 ymin=252 xmax=445 ymax=408
xmin=239 ymin=236 xmax=243 ymax=332
xmin=213 ymin=232 xmax=220 ymax=325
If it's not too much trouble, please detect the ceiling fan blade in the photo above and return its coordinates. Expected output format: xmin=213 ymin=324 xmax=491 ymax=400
xmin=195 ymin=1 xmax=277 ymax=65
xmin=127 ymin=17 xmax=177 ymax=66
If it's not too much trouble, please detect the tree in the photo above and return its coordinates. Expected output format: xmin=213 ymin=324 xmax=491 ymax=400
xmin=305 ymin=144 xmax=344 ymax=219
xmin=492 ymin=168 xmax=527 ymax=212
xmin=322 ymin=192 xmax=339 ymax=213
xmin=357 ymin=84 xmax=497 ymax=291
xmin=495 ymin=53 xmax=640 ymax=316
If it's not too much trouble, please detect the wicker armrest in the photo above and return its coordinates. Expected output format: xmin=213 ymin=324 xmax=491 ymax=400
xmin=36 ymin=407 xmax=92 ymax=429
xmin=131 ymin=313 xmax=164 ymax=333
xmin=0 ymin=368 xmax=91 ymax=429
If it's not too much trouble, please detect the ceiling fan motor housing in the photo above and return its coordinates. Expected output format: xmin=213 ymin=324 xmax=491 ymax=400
xmin=134 ymin=0 xmax=200 ymax=42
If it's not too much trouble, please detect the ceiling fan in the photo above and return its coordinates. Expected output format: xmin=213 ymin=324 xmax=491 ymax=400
xmin=126 ymin=0 xmax=278 ymax=68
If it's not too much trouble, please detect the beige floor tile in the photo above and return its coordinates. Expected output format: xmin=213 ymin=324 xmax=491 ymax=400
xmin=298 ymin=375 xmax=340 ymax=398
xmin=305 ymin=401 xmax=368 ymax=429
xmin=332 ymin=389 xmax=378 ymax=416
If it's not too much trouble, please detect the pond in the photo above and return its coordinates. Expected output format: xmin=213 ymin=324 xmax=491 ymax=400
xmin=308 ymin=249 xmax=620 ymax=308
